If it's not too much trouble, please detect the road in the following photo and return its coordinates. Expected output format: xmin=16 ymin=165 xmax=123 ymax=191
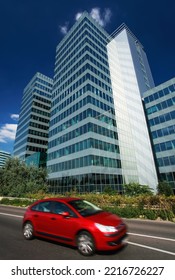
xmin=0 ymin=205 xmax=175 ymax=260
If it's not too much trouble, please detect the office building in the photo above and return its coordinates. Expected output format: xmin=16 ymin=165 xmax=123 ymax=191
xmin=14 ymin=72 xmax=53 ymax=163
xmin=143 ymin=78 xmax=175 ymax=193
xmin=107 ymin=24 xmax=158 ymax=190
xmin=47 ymin=12 xmax=158 ymax=192
xmin=0 ymin=150 xmax=11 ymax=168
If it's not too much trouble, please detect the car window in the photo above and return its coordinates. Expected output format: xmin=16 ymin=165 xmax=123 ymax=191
xmin=52 ymin=202 xmax=77 ymax=217
xmin=69 ymin=200 xmax=102 ymax=217
xmin=31 ymin=201 xmax=52 ymax=213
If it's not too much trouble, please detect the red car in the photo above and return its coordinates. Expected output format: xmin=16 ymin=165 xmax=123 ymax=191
xmin=23 ymin=197 xmax=128 ymax=256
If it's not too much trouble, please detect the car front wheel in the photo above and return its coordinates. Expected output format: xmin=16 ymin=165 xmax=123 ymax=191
xmin=23 ymin=222 xmax=34 ymax=240
xmin=77 ymin=231 xmax=95 ymax=256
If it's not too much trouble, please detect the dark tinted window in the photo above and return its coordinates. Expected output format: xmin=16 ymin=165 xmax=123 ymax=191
xmin=52 ymin=202 xmax=77 ymax=217
xmin=69 ymin=200 xmax=102 ymax=217
xmin=31 ymin=201 xmax=52 ymax=212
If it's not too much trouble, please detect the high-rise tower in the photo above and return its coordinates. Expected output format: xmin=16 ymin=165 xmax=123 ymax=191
xmin=107 ymin=24 xmax=158 ymax=190
xmin=47 ymin=12 xmax=122 ymax=193
xmin=14 ymin=72 xmax=53 ymax=163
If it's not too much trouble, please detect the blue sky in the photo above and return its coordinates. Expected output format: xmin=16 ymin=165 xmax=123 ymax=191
xmin=0 ymin=0 xmax=175 ymax=153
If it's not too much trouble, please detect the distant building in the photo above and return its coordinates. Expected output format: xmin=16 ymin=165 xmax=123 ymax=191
xmin=143 ymin=78 xmax=175 ymax=193
xmin=0 ymin=150 xmax=11 ymax=168
xmin=47 ymin=12 xmax=158 ymax=193
xmin=13 ymin=72 xmax=53 ymax=164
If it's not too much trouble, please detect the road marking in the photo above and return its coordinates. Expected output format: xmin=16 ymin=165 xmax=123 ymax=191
xmin=129 ymin=232 xmax=175 ymax=242
xmin=128 ymin=241 xmax=175 ymax=256
xmin=0 ymin=212 xmax=23 ymax=218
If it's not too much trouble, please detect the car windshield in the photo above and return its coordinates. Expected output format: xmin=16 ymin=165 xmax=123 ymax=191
xmin=68 ymin=200 xmax=102 ymax=217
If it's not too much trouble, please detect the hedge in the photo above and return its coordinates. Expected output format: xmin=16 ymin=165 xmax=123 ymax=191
xmin=0 ymin=193 xmax=175 ymax=222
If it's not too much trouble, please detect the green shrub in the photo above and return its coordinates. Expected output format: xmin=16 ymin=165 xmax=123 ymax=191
xmin=158 ymin=210 xmax=174 ymax=221
xmin=0 ymin=198 xmax=10 ymax=205
xmin=0 ymin=198 xmax=33 ymax=207
xmin=142 ymin=209 xmax=157 ymax=220
xmin=103 ymin=206 xmax=140 ymax=219
xmin=157 ymin=181 xmax=173 ymax=196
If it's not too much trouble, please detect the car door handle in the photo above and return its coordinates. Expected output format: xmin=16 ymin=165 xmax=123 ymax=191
xmin=51 ymin=217 xmax=56 ymax=220
xmin=34 ymin=214 xmax=39 ymax=218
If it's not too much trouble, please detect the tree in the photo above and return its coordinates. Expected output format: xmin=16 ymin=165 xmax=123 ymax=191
xmin=103 ymin=186 xmax=114 ymax=195
xmin=157 ymin=181 xmax=173 ymax=197
xmin=123 ymin=182 xmax=153 ymax=196
xmin=0 ymin=157 xmax=48 ymax=197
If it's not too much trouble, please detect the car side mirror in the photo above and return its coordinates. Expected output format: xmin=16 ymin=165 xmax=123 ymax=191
xmin=62 ymin=211 xmax=70 ymax=218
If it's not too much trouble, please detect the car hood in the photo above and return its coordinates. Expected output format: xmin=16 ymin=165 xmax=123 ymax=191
xmin=86 ymin=211 xmax=122 ymax=226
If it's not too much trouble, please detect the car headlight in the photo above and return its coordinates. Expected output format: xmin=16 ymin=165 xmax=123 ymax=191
xmin=95 ymin=223 xmax=118 ymax=233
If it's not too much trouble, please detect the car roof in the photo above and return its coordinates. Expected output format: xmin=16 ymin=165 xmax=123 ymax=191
xmin=34 ymin=197 xmax=81 ymax=203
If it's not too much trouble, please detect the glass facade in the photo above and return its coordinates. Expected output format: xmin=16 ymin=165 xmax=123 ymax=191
xmin=13 ymin=72 xmax=53 ymax=162
xmin=47 ymin=12 xmax=122 ymax=193
xmin=143 ymin=78 xmax=175 ymax=193
xmin=0 ymin=150 xmax=11 ymax=168
xmin=107 ymin=24 xmax=158 ymax=190
xmin=25 ymin=152 xmax=47 ymax=168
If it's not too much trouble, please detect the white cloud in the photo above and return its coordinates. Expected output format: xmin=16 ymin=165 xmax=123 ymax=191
xmin=0 ymin=124 xmax=17 ymax=143
xmin=90 ymin=7 xmax=112 ymax=27
xmin=59 ymin=22 xmax=69 ymax=35
xmin=75 ymin=8 xmax=112 ymax=27
xmin=10 ymin=114 xmax=19 ymax=121
xmin=60 ymin=7 xmax=112 ymax=35
xmin=103 ymin=8 xmax=112 ymax=25
xmin=75 ymin=12 xmax=83 ymax=21
xmin=90 ymin=8 xmax=103 ymax=26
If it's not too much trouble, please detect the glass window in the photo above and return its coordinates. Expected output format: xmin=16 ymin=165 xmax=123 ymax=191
xmin=31 ymin=201 xmax=52 ymax=212
xmin=161 ymin=101 xmax=167 ymax=109
xmin=68 ymin=199 xmax=102 ymax=217
xmin=149 ymin=95 xmax=154 ymax=102
xmin=152 ymin=131 xmax=157 ymax=139
xmin=154 ymin=117 xmax=159 ymax=125
xmin=160 ymin=143 xmax=166 ymax=151
xmin=159 ymin=115 xmax=165 ymax=123
xmin=169 ymin=85 xmax=174 ymax=92
xmin=163 ymin=87 xmax=170 ymax=95
xmin=167 ymin=99 xmax=173 ymax=106
xmin=162 ymin=127 xmax=168 ymax=136
xmin=144 ymin=97 xmax=149 ymax=103
xmin=159 ymin=90 xmax=164 ymax=98
xmin=170 ymin=111 xmax=175 ymax=119
xmin=165 ymin=141 xmax=172 ymax=150
xmin=168 ymin=125 xmax=175 ymax=134
xmin=163 ymin=157 xmax=169 ymax=166
xmin=149 ymin=119 xmax=154 ymax=126
xmin=165 ymin=113 xmax=171 ymax=121
xmin=154 ymin=144 xmax=160 ymax=152
xmin=154 ymin=92 xmax=159 ymax=100
xmin=170 ymin=156 xmax=175 ymax=165
xmin=52 ymin=202 xmax=76 ymax=217
xmin=157 ymin=158 xmax=163 ymax=167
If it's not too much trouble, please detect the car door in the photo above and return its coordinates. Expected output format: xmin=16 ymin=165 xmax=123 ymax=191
xmin=49 ymin=201 xmax=80 ymax=243
xmin=31 ymin=201 xmax=54 ymax=236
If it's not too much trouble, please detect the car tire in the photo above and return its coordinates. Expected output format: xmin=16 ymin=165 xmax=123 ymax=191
xmin=23 ymin=221 xmax=34 ymax=240
xmin=77 ymin=231 xmax=95 ymax=256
